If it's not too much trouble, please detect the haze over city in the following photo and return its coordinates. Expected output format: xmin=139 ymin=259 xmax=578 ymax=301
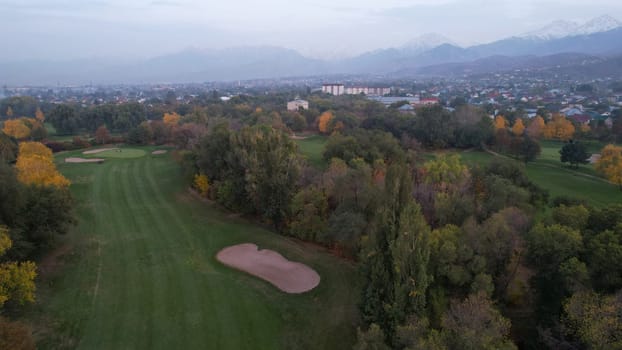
xmin=2 ymin=0 xmax=622 ymax=61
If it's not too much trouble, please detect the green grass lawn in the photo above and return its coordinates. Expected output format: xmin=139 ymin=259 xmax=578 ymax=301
xmin=85 ymin=148 xmax=147 ymax=159
xmin=31 ymin=148 xmax=358 ymax=349
xmin=427 ymin=144 xmax=622 ymax=208
xmin=294 ymin=136 xmax=327 ymax=168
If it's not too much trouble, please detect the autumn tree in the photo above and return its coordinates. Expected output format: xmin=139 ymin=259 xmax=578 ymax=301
xmin=35 ymin=107 xmax=45 ymax=123
xmin=544 ymin=114 xmax=575 ymax=140
xmin=317 ymin=111 xmax=334 ymax=134
xmin=16 ymin=142 xmax=70 ymax=188
xmin=526 ymin=116 xmax=545 ymax=139
xmin=563 ymin=290 xmax=622 ymax=349
xmin=94 ymin=125 xmax=111 ymax=144
xmin=18 ymin=141 xmax=52 ymax=158
xmin=193 ymin=174 xmax=210 ymax=197
xmin=0 ymin=226 xmax=37 ymax=307
xmin=595 ymin=144 xmax=622 ymax=189
xmin=5 ymin=107 xmax=13 ymax=118
xmin=440 ymin=293 xmax=517 ymax=350
xmin=512 ymin=118 xmax=525 ymax=136
xmin=494 ymin=115 xmax=507 ymax=130
xmin=2 ymin=119 xmax=30 ymax=140
xmin=163 ymin=112 xmax=181 ymax=126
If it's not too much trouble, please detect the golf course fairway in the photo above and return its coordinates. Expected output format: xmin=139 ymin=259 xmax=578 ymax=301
xmin=32 ymin=148 xmax=358 ymax=349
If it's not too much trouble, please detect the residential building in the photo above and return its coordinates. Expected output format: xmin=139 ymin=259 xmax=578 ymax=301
xmin=322 ymin=84 xmax=345 ymax=96
xmin=287 ymin=99 xmax=309 ymax=111
xmin=345 ymin=86 xmax=391 ymax=96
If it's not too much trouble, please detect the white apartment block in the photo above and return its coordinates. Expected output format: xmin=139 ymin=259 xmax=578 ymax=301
xmin=322 ymin=84 xmax=345 ymax=96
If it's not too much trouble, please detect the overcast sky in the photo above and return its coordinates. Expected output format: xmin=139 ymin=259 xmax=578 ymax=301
xmin=1 ymin=0 xmax=621 ymax=61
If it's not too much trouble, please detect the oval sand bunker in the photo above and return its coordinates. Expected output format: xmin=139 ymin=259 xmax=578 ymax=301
xmin=216 ymin=243 xmax=320 ymax=294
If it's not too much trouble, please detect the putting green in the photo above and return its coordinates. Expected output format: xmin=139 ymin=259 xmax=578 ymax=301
xmin=95 ymin=148 xmax=147 ymax=158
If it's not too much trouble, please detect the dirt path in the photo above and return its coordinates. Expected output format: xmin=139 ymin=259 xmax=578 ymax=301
xmin=216 ymin=243 xmax=320 ymax=293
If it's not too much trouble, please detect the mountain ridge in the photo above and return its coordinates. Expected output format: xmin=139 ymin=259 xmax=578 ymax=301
xmin=1 ymin=16 xmax=622 ymax=84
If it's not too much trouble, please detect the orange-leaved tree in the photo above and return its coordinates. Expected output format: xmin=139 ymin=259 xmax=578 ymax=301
xmin=494 ymin=115 xmax=507 ymax=130
xmin=595 ymin=144 xmax=622 ymax=189
xmin=2 ymin=119 xmax=31 ymax=140
xmin=512 ymin=118 xmax=525 ymax=136
xmin=163 ymin=112 xmax=181 ymax=126
xmin=543 ymin=114 xmax=575 ymax=140
xmin=16 ymin=142 xmax=70 ymax=188
xmin=526 ymin=116 xmax=545 ymax=139
xmin=317 ymin=111 xmax=334 ymax=134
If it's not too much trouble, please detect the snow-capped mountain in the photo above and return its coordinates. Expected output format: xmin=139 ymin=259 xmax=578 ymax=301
xmin=522 ymin=20 xmax=579 ymax=40
xmin=402 ymin=33 xmax=458 ymax=53
xmin=521 ymin=15 xmax=621 ymax=40
xmin=575 ymin=15 xmax=621 ymax=35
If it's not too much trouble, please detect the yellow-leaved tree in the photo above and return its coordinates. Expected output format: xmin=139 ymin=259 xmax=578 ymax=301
xmin=2 ymin=119 xmax=31 ymax=140
xmin=317 ymin=111 xmax=334 ymax=134
xmin=0 ymin=226 xmax=37 ymax=307
xmin=163 ymin=112 xmax=181 ymax=126
xmin=595 ymin=144 xmax=622 ymax=190
xmin=19 ymin=141 xmax=52 ymax=158
xmin=494 ymin=115 xmax=507 ymax=130
xmin=512 ymin=118 xmax=525 ymax=136
xmin=193 ymin=174 xmax=210 ymax=197
xmin=543 ymin=114 xmax=575 ymax=140
xmin=16 ymin=142 xmax=70 ymax=188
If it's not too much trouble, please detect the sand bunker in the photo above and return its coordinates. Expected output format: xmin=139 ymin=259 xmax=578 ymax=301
xmin=65 ymin=157 xmax=104 ymax=163
xmin=152 ymin=150 xmax=168 ymax=155
xmin=216 ymin=243 xmax=320 ymax=294
xmin=83 ymin=148 xmax=118 ymax=154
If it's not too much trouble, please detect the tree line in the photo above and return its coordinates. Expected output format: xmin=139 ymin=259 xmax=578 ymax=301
xmin=0 ymin=137 xmax=74 ymax=348
xmin=163 ymin=93 xmax=621 ymax=349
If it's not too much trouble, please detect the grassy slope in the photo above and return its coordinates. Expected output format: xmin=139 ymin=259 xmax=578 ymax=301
xmin=295 ymin=134 xmax=622 ymax=207
xmin=33 ymin=148 xmax=358 ymax=349
xmin=294 ymin=136 xmax=327 ymax=168
xmin=455 ymin=144 xmax=622 ymax=207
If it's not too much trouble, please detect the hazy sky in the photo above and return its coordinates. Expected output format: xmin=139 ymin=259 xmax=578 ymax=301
xmin=1 ymin=0 xmax=621 ymax=61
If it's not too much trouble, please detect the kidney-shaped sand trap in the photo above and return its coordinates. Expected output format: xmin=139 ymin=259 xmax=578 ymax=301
xmin=216 ymin=243 xmax=320 ymax=294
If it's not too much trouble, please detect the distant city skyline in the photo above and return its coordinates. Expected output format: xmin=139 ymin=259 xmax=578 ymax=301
xmin=1 ymin=0 xmax=621 ymax=62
